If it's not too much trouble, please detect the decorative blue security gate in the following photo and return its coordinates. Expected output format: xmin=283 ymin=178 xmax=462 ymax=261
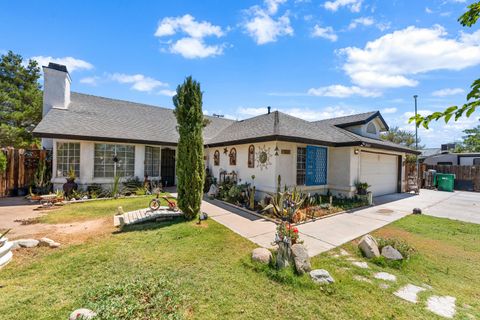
xmin=306 ymin=146 xmax=328 ymax=186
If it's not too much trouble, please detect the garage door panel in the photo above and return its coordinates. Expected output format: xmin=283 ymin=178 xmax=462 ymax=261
xmin=360 ymin=152 xmax=398 ymax=196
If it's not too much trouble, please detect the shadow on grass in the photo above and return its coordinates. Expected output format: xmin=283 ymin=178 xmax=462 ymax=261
xmin=113 ymin=217 xmax=185 ymax=234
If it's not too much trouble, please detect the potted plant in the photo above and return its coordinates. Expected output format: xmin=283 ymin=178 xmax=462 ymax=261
xmin=63 ymin=167 xmax=78 ymax=198
xmin=355 ymin=181 xmax=370 ymax=195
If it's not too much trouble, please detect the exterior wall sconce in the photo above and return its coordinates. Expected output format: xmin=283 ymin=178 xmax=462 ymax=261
xmin=354 ymin=149 xmax=360 ymax=155
xmin=274 ymin=145 xmax=279 ymax=156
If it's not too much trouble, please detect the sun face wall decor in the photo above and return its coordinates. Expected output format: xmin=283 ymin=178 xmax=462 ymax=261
xmin=256 ymin=145 xmax=272 ymax=170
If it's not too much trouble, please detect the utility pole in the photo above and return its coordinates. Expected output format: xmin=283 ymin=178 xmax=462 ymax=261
xmin=413 ymin=95 xmax=419 ymax=182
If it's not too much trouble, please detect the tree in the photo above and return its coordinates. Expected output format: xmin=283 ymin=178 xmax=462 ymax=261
xmin=380 ymin=126 xmax=425 ymax=149
xmin=173 ymin=77 xmax=205 ymax=220
xmin=455 ymin=125 xmax=480 ymax=152
xmin=410 ymin=2 xmax=480 ymax=129
xmin=0 ymin=51 xmax=43 ymax=148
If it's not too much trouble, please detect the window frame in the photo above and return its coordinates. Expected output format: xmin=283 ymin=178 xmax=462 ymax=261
xmin=296 ymin=147 xmax=306 ymax=185
xmin=94 ymin=143 xmax=135 ymax=178
xmin=144 ymin=146 xmax=161 ymax=177
xmin=366 ymin=122 xmax=377 ymax=134
xmin=56 ymin=142 xmax=80 ymax=178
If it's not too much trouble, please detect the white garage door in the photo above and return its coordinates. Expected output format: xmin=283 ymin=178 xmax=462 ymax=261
xmin=360 ymin=152 xmax=398 ymax=196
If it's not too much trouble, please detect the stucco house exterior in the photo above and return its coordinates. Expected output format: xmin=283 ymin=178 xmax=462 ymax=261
xmin=33 ymin=63 xmax=418 ymax=198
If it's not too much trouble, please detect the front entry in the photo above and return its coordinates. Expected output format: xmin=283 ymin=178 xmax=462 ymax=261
xmin=161 ymin=148 xmax=175 ymax=187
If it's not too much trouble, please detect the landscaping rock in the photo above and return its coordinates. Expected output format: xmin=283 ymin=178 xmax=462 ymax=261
xmin=291 ymin=244 xmax=311 ymax=274
xmin=13 ymin=239 xmax=39 ymax=248
xmin=339 ymin=249 xmax=350 ymax=256
xmin=39 ymin=237 xmax=61 ymax=248
xmin=69 ymin=308 xmax=97 ymax=320
xmin=394 ymin=284 xmax=426 ymax=303
xmin=427 ymin=296 xmax=456 ymax=319
xmin=351 ymin=261 xmax=369 ymax=269
xmin=358 ymin=234 xmax=380 ymax=258
xmin=381 ymin=245 xmax=403 ymax=260
xmin=310 ymin=269 xmax=335 ymax=284
xmin=374 ymin=272 xmax=397 ymax=282
xmin=251 ymin=248 xmax=272 ymax=264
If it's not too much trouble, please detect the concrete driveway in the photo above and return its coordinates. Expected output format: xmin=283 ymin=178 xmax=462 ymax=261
xmin=204 ymin=189 xmax=480 ymax=257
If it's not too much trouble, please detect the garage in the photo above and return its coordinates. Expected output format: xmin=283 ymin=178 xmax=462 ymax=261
xmin=360 ymin=152 xmax=399 ymax=196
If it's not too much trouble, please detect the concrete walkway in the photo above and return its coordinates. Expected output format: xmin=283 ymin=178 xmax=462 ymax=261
xmin=202 ymin=189 xmax=480 ymax=257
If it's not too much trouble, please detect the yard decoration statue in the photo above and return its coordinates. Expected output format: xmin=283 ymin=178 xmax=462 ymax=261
xmin=63 ymin=167 xmax=78 ymax=198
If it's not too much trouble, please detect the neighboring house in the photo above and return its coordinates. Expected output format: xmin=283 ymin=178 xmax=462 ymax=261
xmin=419 ymin=148 xmax=441 ymax=162
xmin=423 ymin=153 xmax=480 ymax=166
xmin=33 ymin=63 xmax=418 ymax=197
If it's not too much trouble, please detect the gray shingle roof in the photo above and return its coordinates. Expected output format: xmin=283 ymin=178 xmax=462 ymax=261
xmin=33 ymin=92 xmax=417 ymax=154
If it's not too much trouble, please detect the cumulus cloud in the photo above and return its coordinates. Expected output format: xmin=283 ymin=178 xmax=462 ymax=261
xmin=31 ymin=56 xmax=93 ymax=73
xmin=312 ymin=26 xmax=338 ymax=42
xmin=432 ymin=88 xmax=465 ymax=97
xmin=307 ymin=84 xmax=380 ymax=97
xmin=158 ymin=89 xmax=177 ymax=97
xmin=243 ymin=0 xmax=293 ymax=45
xmin=154 ymin=14 xmax=226 ymax=59
xmin=339 ymin=25 xmax=480 ymax=88
xmin=110 ymin=73 xmax=168 ymax=92
xmin=381 ymin=107 xmax=397 ymax=114
xmin=348 ymin=17 xmax=374 ymax=29
xmin=79 ymin=76 xmax=100 ymax=86
xmin=324 ymin=0 xmax=363 ymax=12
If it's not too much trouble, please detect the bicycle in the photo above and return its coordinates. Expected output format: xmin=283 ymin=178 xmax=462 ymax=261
xmin=149 ymin=193 xmax=178 ymax=211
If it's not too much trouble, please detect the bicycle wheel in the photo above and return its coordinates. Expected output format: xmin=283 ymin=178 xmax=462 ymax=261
xmin=149 ymin=199 xmax=160 ymax=211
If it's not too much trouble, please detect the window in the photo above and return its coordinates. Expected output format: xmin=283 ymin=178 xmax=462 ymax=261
xmin=474 ymin=158 xmax=480 ymax=165
xmin=248 ymin=145 xmax=255 ymax=168
xmin=367 ymin=122 xmax=377 ymax=134
xmin=56 ymin=142 xmax=80 ymax=178
xmin=145 ymin=146 xmax=160 ymax=177
xmin=214 ymin=150 xmax=220 ymax=166
xmin=229 ymin=148 xmax=237 ymax=165
xmin=437 ymin=162 xmax=452 ymax=165
xmin=296 ymin=147 xmax=306 ymax=185
xmin=94 ymin=143 xmax=135 ymax=178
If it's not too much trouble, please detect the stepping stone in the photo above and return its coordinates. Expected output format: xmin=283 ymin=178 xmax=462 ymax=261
xmin=427 ymin=296 xmax=456 ymax=318
xmin=351 ymin=261 xmax=369 ymax=269
xmin=374 ymin=272 xmax=397 ymax=282
xmin=353 ymin=275 xmax=372 ymax=283
xmin=394 ymin=284 xmax=426 ymax=303
xmin=339 ymin=249 xmax=350 ymax=256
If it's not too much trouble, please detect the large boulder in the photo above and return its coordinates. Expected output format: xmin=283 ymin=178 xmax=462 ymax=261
xmin=251 ymin=248 xmax=272 ymax=264
xmin=358 ymin=234 xmax=380 ymax=258
xmin=310 ymin=269 xmax=335 ymax=284
xmin=291 ymin=244 xmax=311 ymax=274
xmin=381 ymin=245 xmax=403 ymax=260
xmin=69 ymin=308 xmax=96 ymax=320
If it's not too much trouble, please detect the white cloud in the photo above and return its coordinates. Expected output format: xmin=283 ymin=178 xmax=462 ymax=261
xmin=382 ymin=107 xmax=397 ymax=114
xmin=32 ymin=56 xmax=93 ymax=73
xmin=235 ymin=105 xmax=357 ymax=121
xmin=243 ymin=0 xmax=293 ymax=45
xmin=158 ymin=89 xmax=177 ymax=97
xmin=79 ymin=76 xmax=100 ymax=86
xmin=324 ymin=0 xmax=363 ymax=12
xmin=348 ymin=17 xmax=374 ymax=30
xmin=154 ymin=14 xmax=226 ymax=59
xmin=431 ymin=88 xmax=465 ymax=97
xmin=110 ymin=73 xmax=168 ymax=92
xmin=312 ymin=25 xmax=338 ymax=42
xmin=425 ymin=7 xmax=433 ymax=14
xmin=339 ymin=26 xmax=480 ymax=88
xmin=307 ymin=84 xmax=380 ymax=97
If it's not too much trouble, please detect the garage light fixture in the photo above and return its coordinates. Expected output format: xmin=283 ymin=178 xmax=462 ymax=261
xmin=354 ymin=149 xmax=360 ymax=155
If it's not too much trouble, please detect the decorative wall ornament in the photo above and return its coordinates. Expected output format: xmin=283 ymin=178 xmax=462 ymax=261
xmin=229 ymin=148 xmax=237 ymax=165
xmin=256 ymin=145 xmax=272 ymax=170
xmin=223 ymin=147 xmax=228 ymax=155
xmin=213 ymin=150 xmax=220 ymax=166
xmin=248 ymin=145 xmax=255 ymax=168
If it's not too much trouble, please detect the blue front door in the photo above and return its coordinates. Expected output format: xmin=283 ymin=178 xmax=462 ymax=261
xmin=306 ymin=146 xmax=328 ymax=186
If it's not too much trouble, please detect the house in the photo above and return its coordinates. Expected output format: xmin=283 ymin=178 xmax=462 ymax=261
xmin=33 ymin=63 xmax=419 ymax=198
xmin=423 ymin=153 xmax=480 ymax=166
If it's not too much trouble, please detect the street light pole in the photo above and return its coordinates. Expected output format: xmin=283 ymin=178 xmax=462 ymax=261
xmin=413 ymin=95 xmax=419 ymax=182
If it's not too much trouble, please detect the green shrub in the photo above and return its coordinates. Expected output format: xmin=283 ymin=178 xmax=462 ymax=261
xmin=376 ymin=237 xmax=416 ymax=259
xmin=122 ymin=177 xmax=143 ymax=194
xmin=84 ymin=276 xmax=183 ymax=320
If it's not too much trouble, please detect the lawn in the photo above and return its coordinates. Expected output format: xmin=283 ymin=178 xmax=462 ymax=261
xmin=0 ymin=198 xmax=478 ymax=319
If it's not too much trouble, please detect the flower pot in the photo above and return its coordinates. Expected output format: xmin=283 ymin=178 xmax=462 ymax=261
xmin=63 ymin=179 xmax=78 ymax=197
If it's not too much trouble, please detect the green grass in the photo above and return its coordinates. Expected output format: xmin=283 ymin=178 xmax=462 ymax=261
xmin=39 ymin=194 xmax=172 ymax=224
xmin=1 ymin=198 xmax=479 ymax=319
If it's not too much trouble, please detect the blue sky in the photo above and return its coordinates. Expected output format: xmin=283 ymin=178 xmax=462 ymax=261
xmin=1 ymin=0 xmax=479 ymax=147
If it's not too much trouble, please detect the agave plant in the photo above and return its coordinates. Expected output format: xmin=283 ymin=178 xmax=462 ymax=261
xmin=261 ymin=188 xmax=306 ymax=222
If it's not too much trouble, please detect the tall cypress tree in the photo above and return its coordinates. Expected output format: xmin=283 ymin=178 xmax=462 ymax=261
xmin=173 ymin=77 xmax=205 ymax=220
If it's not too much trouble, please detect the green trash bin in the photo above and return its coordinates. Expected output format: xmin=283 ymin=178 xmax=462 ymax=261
xmin=435 ymin=173 xmax=455 ymax=192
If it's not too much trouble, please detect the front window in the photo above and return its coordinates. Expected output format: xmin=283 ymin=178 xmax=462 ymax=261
xmin=56 ymin=142 xmax=80 ymax=178
xmin=296 ymin=147 xmax=306 ymax=185
xmin=145 ymin=146 xmax=160 ymax=177
xmin=94 ymin=143 xmax=135 ymax=178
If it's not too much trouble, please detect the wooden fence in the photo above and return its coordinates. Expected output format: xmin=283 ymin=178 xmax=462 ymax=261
xmin=406 ymin=163 xmax=480 ymax=192
xmin=0 ymin=147 xmax=52 ymax=197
